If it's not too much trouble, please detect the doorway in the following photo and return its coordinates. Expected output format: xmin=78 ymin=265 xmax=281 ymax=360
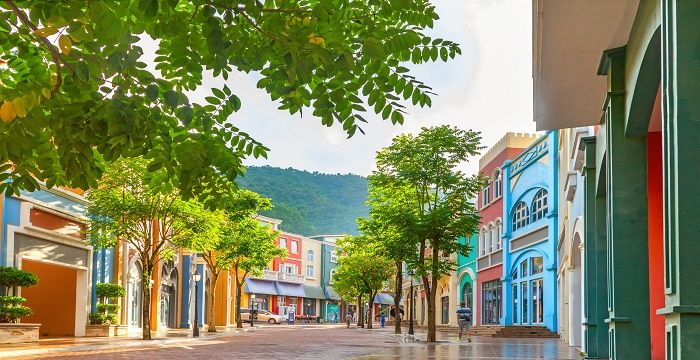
xmin=22 ymin=259 xmax=78 ymax=337
xmin=441 ymin=296 xmax=449 ymax=324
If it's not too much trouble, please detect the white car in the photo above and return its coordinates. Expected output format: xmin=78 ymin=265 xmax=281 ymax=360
xmin=240 ymin=308 xmax=286 ymax=324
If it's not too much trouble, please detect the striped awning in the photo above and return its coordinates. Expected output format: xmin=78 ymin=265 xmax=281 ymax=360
xmin=373 ymin=292 xmax=394 ymax=305
xmin=244 ymin=278 xmax=278 ymax=295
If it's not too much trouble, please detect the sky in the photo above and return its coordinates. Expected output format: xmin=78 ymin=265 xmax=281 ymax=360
xmin=203 ymin=0 xmax=537 ymax=177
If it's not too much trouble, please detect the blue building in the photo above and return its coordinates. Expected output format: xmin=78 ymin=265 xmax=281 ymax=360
xmin=501 ymin=131 xmax=558 ymax=332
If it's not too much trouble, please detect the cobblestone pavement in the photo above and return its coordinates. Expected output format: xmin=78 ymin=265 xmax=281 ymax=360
xmin=7 ymin=325 xmax=583 ymax=360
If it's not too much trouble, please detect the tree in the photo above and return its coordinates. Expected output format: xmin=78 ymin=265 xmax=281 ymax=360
xmin=335 ymin=235 xmax=393 ymax=329
xmin=359 ymin=179 xmax=419 ymax=334
xmin=0 ymin=1 xmax=460 ymax=202
xmin=373 ymin=126 xmax=482 ymax=342
xmin=178 ymin=189 xmax=275 ymax=332
xmin=227 ymin=218 xmax=284 ymax=329
xmin=86 ymin=157 xmax=204 ymax=340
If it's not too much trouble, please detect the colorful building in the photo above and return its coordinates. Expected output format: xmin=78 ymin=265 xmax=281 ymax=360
xmin=532 ymin=1 xmax=700 ymax=358
xmin=556 ymin=127 xmax=592 ymax=348
xmin=2 ymin=187 xmax=91 ymax=337
xmin=457 ymin=233 xmax=478 ymax=326
xmin=308 ymin=235 xmax=343 ymax=321
xmin=501 ymin=131 xmax=558 ymax=332
xmin=475 ymin=133 xmax=537 ymax=326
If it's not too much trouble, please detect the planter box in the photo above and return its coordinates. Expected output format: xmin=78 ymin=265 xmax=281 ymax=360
xmin=85 ymin=324 xmax=129 ymax=337
xmin=0 ymin=323 xmax=40 ymax=344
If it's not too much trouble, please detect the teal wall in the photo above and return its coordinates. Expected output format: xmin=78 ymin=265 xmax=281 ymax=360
xmin=458 ymin=234 xmax=478 ymax=313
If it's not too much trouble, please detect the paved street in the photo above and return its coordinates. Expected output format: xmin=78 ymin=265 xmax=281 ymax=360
xmin=4 ymin=325 xmax=582 ymax=360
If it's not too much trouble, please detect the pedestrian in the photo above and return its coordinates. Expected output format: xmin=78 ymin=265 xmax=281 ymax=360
xmin=335 ymin=311 xmax=340 ymax=324
xmin=346 ymin=310 xmax=353 ymax=328
xmin=379 ymin=312 xmax=386 ymax=328
xmin=456 ymin=301 xmax=472 ymax=342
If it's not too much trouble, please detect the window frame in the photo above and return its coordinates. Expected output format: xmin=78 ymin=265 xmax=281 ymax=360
xmin=512 ymin=201 xmax=530 ymax=231
xmin=531 ymin=189 xmax=549 ymax=222
xmin=493 ymin=169 xmax=503 ymax=199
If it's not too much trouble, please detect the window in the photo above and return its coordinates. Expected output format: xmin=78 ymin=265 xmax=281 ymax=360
xmin=307 ymin=250 xmax=314 ymax=262
xmin=486 ymin=225 xmax=493 ymax=253
xmin=532 ymin=257 xmax=543 ymax=275
xmin=480 ymin=230 xmax=487 ymax=256
xmin=531 ymin=189 xmax=549 ymax=221
xmin=277 ymin=295 xmax=286 ymax=309
xmin=520 ymin=260 xmax=529 ymax=277
xmin=481 ymin=280 xmax=502 ymax=325
xmin=306 ymin=264 xmax=315 ymax=278
xmin=291 ymin=241 xmax=298 ymax=254
xmin=462 ymin=283 xmax=473 ymax=310
xmin=279 ymin=238 xmax=287 ymax=249
xmin=481 ymin=183 xmax=491 ymax=207
xmin=330 ymin=250 xmax=338 ymax=263
xmin=512 ymin=201 xmax=530 ymax=231
xmin=496 ymin=220 xmax=503 ymax=250
xmin=494 ymin=170 xmax=503 ymax=198
xmin=329 ymin=269 xmax=337 ymax=283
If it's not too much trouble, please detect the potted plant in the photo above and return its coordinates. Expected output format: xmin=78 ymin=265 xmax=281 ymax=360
xmin=86 ymin=283 xmax=128 ymax=337
xmin=0 ymin=266 xmax=40 ymax=344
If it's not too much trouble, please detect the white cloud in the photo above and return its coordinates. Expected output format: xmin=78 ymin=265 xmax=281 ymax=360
xmin=227 ymin=0 xmax=536 ymax=176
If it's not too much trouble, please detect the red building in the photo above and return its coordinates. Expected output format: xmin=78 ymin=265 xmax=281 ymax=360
xmin=475 ymin=133 xmax=536 ymax=326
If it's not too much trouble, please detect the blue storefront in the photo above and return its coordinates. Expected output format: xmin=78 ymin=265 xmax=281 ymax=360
xmin=501 ymin=131 xmax=558 ymax=332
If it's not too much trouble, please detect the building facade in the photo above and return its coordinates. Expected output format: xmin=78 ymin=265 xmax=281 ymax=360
xmin=532 ymin=1 xmax=700 ymax=358
xmin=309 ymin=235 xmax=343 ymax=321
xmin=458 ymin=234 xmax=478 ymax=326
xmin=501 ymin=131 xmax=558 ymax=332
xmin=476 ymin=132 xmax=537 ymax=327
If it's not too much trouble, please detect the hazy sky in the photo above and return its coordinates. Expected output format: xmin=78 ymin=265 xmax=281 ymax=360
xmin=199 ymin=0 xmax=537 ymax=177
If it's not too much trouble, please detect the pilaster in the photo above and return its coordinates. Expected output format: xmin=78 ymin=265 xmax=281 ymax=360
xmin=658 ymin=1 xmax=700 ymax=359
xmin=582 ymin=136 xmax=609 ymax=359
xmin=600 ymin=47 xmax=651 ymax=359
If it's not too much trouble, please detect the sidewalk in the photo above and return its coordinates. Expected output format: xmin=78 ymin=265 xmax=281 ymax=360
xmin=0 ymin=326 xmax=251 ymax=358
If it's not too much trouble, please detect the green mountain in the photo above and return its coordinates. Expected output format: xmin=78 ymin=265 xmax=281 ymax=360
xmin=236 ymin=166 xmax=368 ymax=236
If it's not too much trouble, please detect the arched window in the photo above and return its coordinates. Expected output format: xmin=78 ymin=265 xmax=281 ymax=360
xmin=493 ymin=169 xmax=503 ymax=198
xmin=486 ymin=224 xmax=493 ymax=253
xmin=462 ymin=282 xmax=473 ymax=309
xmin=512 ymin=201 xmax=530 ymax=231
xmin=531 ymin=189 xmax=549 ymax=221
xmin=307 ymin=250 xmax=314 ymax=262
xmin=495 ymin=220 xmax=502 ymax=250
xmin=480 ymin=228 xmax=487 ymax=255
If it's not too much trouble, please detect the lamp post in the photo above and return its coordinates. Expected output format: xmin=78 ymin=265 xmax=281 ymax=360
xmin=193 ymin=270 xmax=201 ymax=337
xmin=408 ymin=269 xmax=415 ymax=335
xmin=250 ymin=294 xmax=256 ymax=327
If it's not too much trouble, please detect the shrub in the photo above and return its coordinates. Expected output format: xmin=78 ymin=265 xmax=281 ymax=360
xmin=91 ymin=283 xmax=126 ymax=325
xmin=95 ymin=283 xmax=126 ymax=299
xmin=0 ymin=267 xmax=37 ymax=323
xmin=0 ymin=305 xmax=32 ymax=323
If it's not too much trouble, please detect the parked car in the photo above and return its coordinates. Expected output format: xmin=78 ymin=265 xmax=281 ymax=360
xmin=239 ymin=308 xmax=285 ymax=324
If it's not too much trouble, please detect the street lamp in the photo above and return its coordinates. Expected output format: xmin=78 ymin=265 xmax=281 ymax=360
xmin=250 ymin=294 xmax=256 ymax=327
xmin=193 ymin=270 xmax=201 ymax=337
xmin=407 ymin=269 xmax=415 ymax=336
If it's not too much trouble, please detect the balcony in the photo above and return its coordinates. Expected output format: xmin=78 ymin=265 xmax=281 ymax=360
xmin=565 ymin=172 xmax=577 ymax=202
xmin=251 ymin=270 xmax=306 ymax=284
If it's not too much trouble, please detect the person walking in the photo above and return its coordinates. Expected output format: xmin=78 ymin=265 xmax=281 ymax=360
xmin=456 ymin=301 xmax=472 ymax=342
xmin=379 ymin=312 xmax=386 ymax=328
xmin=346 ymin=310 xmax=353 ymax=328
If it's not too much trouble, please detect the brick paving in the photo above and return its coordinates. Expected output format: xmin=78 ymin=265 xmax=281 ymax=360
xmin=4 ymin=325 xmax=583 ymax=359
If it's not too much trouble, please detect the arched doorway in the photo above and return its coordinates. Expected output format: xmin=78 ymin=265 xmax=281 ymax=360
xmin=126 ymin=260 xmax=143 ymax=327
xmin=160 ymin=261 xmax=178 ymax=329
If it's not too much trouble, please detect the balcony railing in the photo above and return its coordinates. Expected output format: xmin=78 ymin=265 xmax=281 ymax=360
xmin=251 ymin=270 xmax=306 ymax=284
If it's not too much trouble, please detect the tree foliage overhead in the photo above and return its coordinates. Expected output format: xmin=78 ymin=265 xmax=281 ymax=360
xmin=237 ymin=166 xmax=368 ymax=235
xmin=0 ymin=0 xmax=460 ymax=203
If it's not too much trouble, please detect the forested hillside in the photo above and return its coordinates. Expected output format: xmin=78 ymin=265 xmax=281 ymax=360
xmin=236 ymin=166 xmax=368 ymax=236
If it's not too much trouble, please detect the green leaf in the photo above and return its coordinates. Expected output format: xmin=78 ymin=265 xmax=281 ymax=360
xmin=164 ymin=90 xmax=179 ymax=108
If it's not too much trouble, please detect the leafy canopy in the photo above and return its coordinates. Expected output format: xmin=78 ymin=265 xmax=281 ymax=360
xmin=0 ymin=0 xmax=460 ymax=203
xmin=334 ymin=235 xmax=393 ymax=301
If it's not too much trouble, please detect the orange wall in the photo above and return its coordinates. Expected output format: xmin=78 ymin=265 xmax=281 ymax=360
xmin=647 ymin=131 xmax=665 ymax=360
xmin=29 ymin=208 xmax=84 ymax=239
xmin=22 ymin=260 xmax=77 ymax=337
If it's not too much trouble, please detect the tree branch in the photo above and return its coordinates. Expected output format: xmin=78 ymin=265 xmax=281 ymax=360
xmin=5 ymin=0 xmax=62 ymax=96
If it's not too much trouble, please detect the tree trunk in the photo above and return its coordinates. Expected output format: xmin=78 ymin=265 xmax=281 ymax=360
xmin=422 ymin=273 xmax=434 ymax=342
xmin=207 ymin=271 xmax=218 ymax=332
xmin=426 ymin=245 xmax=440 ymax=342
xmin=234 ymin=267 xmax=244 ymax=329
xmin=141 ymin=269 xmax=152 ymax=340
xmin=367 ymin=291 xmax=375 ymax=329
xmin=394 ymin=261 xmax=403 ymax=334
xmin=356 ymin=295 xmax=364 ymax=328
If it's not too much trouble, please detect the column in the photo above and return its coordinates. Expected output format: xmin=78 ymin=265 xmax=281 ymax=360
xmin=659 ymin=2 xmax=700 ymax=359
xmin=581 ymin=136 xmax=609 ymax=359
xmin=600 ymin=48 xmax=651 ymax=359
xmin=501 ymin=160 xmax=513 ymax=327
xmin=179 ymin=254 xmax=191 ymax=328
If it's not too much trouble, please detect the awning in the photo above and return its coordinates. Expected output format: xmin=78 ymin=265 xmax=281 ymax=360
xmin=275 ymin=282 xmax=306 ymax=297
xmin=244 ymin=278 xmax=278 ymax=295
xmin=303 ymin=285 xmax=326 ymax=299
xmin=373 ymin=293 xmax=394 ymax=305
xmin=324 ymin=286 xmax=341 ymax=301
